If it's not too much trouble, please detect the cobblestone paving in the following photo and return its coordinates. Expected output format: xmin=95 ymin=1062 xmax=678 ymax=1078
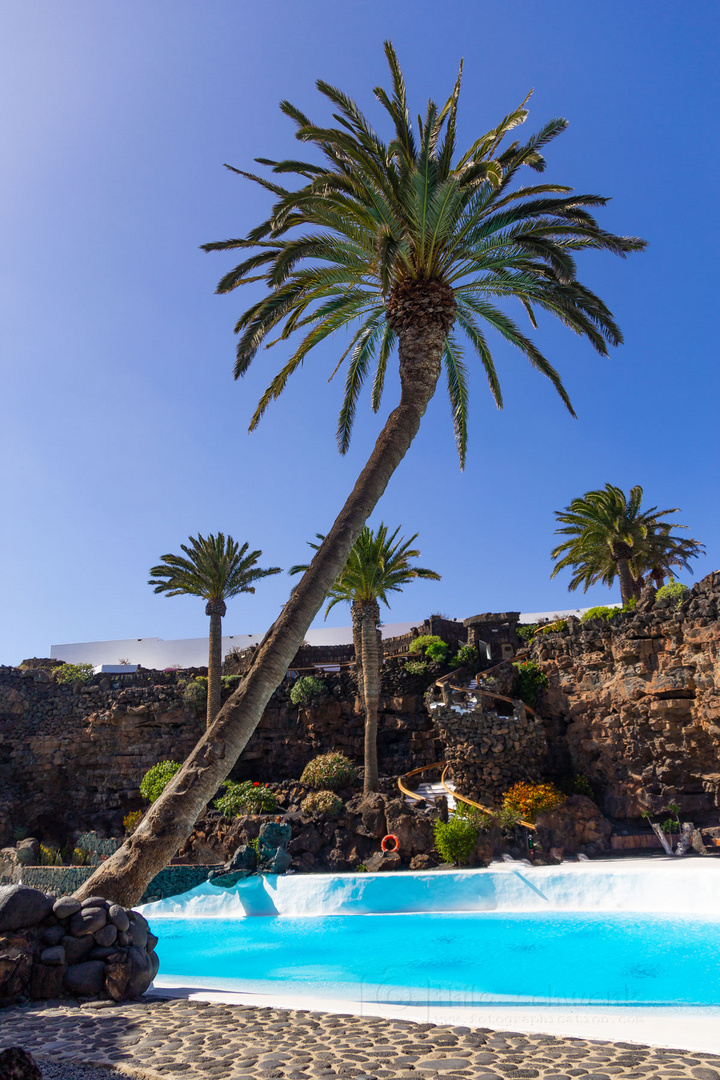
xmin=1 ymin=999 xmax=720 ymax=1080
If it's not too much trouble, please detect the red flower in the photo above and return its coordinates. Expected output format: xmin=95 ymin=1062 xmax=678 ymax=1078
xmin=253 ymin=781 xmax=259 ymax=786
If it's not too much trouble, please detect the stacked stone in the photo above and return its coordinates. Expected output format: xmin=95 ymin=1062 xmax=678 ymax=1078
xmin=0 ymin=884 xmax=158 ymax=1004
xmin=430 ymin=701 xmax=549 ymax=802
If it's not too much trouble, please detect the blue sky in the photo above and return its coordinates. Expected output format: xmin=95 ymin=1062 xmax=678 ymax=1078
xmin=1 ymin=2 xmax=718 ymax=665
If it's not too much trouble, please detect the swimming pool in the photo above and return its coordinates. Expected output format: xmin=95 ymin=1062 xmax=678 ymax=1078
xmin=150 ymin=908 xmax=720 ymax=1006
xmin=140 ymin=860 xmax=720 ymax=1007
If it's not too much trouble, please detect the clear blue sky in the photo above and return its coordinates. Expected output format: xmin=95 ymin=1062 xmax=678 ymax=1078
xmin=1 ymin=2 xmax=718 ymax=665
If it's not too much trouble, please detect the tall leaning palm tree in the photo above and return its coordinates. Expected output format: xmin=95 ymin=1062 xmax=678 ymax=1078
xmin=550 ymin=484 xmax=699 ymax=604
xmin=292 ymin=525 xmax=440 ymax=793
xmin=149 ymin=534 xmax=281 ymax=728
xmin=78 ymin=44 xmax=644 ymax=904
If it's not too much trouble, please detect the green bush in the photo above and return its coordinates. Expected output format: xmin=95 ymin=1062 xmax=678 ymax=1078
xmin=183 ymin=677 xmax=208 ymax=714
xmin=454 ymin=802 xmax=492 ymax=830
xmin=495 ymin=806 xmax=523 ymax=833
xmin=655 ymin=580 xmax=689 ymax=608
xmin=404 ymin=659 xmax=428 ymax=676
xmin=140 ymin=760 xmax=182 ymax=803
xmin=301 ymin=790 xmax=343 ymax=817
xmin=559 ymin=773 xmax=595 ymax=799
xmin=408 ymin=634 xmax=445 ymax=656
xmin=580 ymin=605 xmax=621 ymax=623
xmin=300 ymin=751 xmax=358 ymax=790
xmin=516 ymin=623 xmax=538 ymax=644
xmin=54 ymin=662 xmax=94 ymax=685
xmin=290 ymin=675 xmax=326 ymax=707
xmin=512 ymin=659 xmax=549 ymax=706
xmin=425 ymin=641 xmax=450 ymax=663
xmin=450 ymin=644 xmax=480 ymax=670
xmin=433 ymin=817 xmax=480 ymax=866
xmin=214 ymin=780 xmax=278 ymax=816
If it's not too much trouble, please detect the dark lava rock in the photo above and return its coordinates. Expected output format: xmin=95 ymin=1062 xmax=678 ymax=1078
xmin=52 ymin=896 xmax=81 ymax=919
xmin=0 ymin=1047 xmax=42 ymax=1080
xmin=39 ymin=946 xmax=65 ymax=966
xmin=126 ymin=944 xmax=154 ymax=997
xmin=108 ymin=904 xmax=129 ymax=932
xmin=94 ymin=923 xmax=117 ymax=947
xmin=0 ymin=886 xmax=54 ymax=932
xmin=63 ymin=960 xmax=106 ymax=996
xmin=61 ymin=934 xmax=95 ymax=964
xmin=81 ymin=896 xmax=109 ymax=909
xmin=69 ymin=906 xmax=107 ymax=937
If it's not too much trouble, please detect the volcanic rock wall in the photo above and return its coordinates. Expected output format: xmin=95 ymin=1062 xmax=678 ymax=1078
xmin=0 ymin=664 xmax=438 ymax=847
xmin=532 ymin=572 xmax=720 ymax=819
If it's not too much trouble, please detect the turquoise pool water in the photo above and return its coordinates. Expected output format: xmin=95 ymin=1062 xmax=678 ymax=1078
xmin=152 ymin=911 xmax=720 ymax=1006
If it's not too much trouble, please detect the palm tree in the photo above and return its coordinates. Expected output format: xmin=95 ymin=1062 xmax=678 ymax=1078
xmin=631 ymin=523 xmax=704 ymax=591
xmin=292 ymin=525 xmax=440 ymax=793
xmin=550 ymin=485 xmax=700 ymax=604
xmin=149 ymin=534 xmax=281 ymax=727
xmin=78 ymin=44 xmax=644 ymax=904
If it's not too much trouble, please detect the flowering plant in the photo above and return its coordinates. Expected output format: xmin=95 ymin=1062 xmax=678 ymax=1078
xmin=214 ymin=780 xmax=278 ymax=816
xmin=502 ymin=781 xmax=565 ymax=823
xmin=300 ymin=751 xmax=358 ymax=791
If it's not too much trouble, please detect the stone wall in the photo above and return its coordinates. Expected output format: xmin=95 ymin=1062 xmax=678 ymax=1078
xmin=531 ymin=571 xmax=720 ymax=820
xmin=0 ymin=661 xmax=439 ymax=848
xmin=429 ymin=697 xmax=549 ymax=802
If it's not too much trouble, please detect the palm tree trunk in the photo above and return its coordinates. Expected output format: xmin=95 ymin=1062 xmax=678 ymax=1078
xmin=617 ymin=558 xmax=635 ymax=606
xmin=205 ymin=605 xmax=225 ymax=729
xmin=350 ymin=600 xmax=364 ymax=707
xmin=75 ymin=320 xmax=448 ymax=905
xmin=360 ymin=599 xmax=381 ymax=794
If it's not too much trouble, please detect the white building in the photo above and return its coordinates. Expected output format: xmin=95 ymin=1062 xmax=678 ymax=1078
xmin=50 ymin=607 xmax=603 ymax=670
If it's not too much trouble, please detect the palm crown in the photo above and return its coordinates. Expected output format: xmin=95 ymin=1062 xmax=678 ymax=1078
xmin=149 ymin=533 xmax=281 ymax=615
xmin=291 ymin=524 xmax=440 ymax=614
xmin=550 ymin=485 xmax=700 ymax=596
xmin=203 ymin=41 xmax=645 ymax=466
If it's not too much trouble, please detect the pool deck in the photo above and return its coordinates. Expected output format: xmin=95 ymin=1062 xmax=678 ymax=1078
xmin=2 ymin=996 xmax=720 ymax=1080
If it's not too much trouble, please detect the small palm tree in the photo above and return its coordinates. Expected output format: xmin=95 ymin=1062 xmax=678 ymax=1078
xmin=292 ymin=525 xmax=440 ymax=793
xmin=550 ymin=485 xmax=701 ymax=604
xmin=149 ymin=534 xmax=281 ymax=727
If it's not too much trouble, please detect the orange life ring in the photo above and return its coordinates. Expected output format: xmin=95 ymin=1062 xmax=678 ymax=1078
xmin=381 ymin=834 xmax=400 ymax=853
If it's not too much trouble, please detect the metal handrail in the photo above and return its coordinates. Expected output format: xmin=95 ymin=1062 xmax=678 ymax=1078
xmin=397 ymin=759 xmax=535 ymax=831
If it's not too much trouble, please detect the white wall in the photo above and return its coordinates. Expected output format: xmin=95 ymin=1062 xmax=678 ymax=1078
xmin=50 ymin=610 xmax=602 ymax=669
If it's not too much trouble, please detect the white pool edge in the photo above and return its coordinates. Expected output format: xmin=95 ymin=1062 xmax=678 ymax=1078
xmin=147 ymin=980 xmax=720 ymax=1055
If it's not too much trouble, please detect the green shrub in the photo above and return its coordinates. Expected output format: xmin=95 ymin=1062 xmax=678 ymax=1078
xmin=214 ymin=780 xmax=278 ymax=816
xmin=71 ymin=847 xmax=90 ymax=865
xmin=580 ymin=605 xmax=621 ymax=623
xmin=433 ymin=817 xmax=480 ymax=866
xmin=404 ymin=659 xmax=428 ymax=676
xmin=408 ymin=634 xmax=446 ymax=656
xmin=425 ymin=641 xmax=450 ymax=663
xmin=655 ymin=580 xmax=689 ymax=608
xmin=537 ymin=619 xmax=568 ymax=636
xmin=54 ymin=662 xmax=94 ymax=685
xmin=301 ymin=790 xmax=343 ymax=817
xmin=559 ymin=773 xmax=595 ymax=799
xmin=512 ymin=659 xmax=549 ymax=706
xmin=450 ymin=644 xmax=480 ymax=670
xmin=516 ymin=623 xmax=538 ymax=644
xmin=300 ymin=751 xmax=358 ymax=790
xmin=140 ymin=760 xmax=182 ymax=803
xmin=290 ymin=675 xmax=326 ymax=707
xmin=454 ymin=802 xmax=492 ymax=830
xmin=183 ymin=677 xmax=208 ymax=714
xmin=495 ymin=806 xmax=523 ymax=833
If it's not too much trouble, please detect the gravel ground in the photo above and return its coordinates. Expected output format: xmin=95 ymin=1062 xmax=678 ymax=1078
xmin=2 ymin=998 xmax=720 ymax=1080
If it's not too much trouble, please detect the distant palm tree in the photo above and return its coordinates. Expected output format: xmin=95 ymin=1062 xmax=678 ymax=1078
xmin=292 ymin=525 xmax=440 ymax=793
xmin=149 ymin=534 xmax=281 ymax=727
xmin=631 ymin=523 xmax=704 ymax=592
xmin=550 ymin=485 xmax=701 ymax=604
